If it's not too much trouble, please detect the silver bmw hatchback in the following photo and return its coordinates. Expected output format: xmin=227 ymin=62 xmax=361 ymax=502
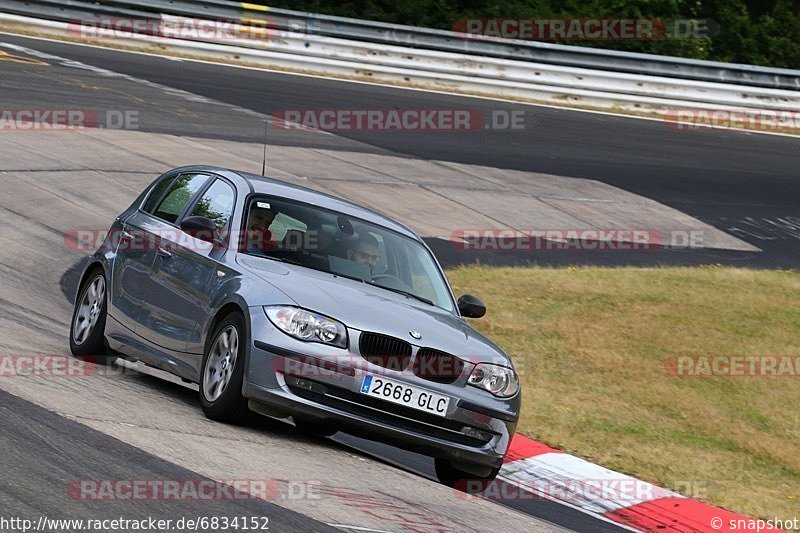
xmin=70 ymin=166 xmax=521 ymax=489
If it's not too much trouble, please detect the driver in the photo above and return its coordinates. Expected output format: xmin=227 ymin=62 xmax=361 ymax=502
xmin=346 ymin=233 xmax=380 ymax=274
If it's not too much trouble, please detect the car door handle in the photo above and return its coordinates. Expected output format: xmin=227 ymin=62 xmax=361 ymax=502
xmin=156 ymin=245 xmax=173 ymax=258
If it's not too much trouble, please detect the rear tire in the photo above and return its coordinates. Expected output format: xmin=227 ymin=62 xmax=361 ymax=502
xmin=434 ymin=458 xmax=500 ymax=493
xmin=199 ymin=312 xmax=253 ymax=424
xmin=69 ymin=269 xmax=112 ymax=365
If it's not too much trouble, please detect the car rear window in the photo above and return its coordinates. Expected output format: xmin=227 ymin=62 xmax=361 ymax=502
xmin=142 ymin=175 xmax=177 ymax=214
xmin=152 ymin=173 xmax=209 ymax=224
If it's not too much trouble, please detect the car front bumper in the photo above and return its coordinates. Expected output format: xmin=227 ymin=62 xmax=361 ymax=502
xmin=243 ymin=308 xmax=519 ymax=469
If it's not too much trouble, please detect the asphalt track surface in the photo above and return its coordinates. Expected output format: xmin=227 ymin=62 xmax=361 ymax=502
xmin=0 ymin=388 xmax=337 ymax=532
xmin=0 ymin=32 xmax=795 ymax=533
xmin=2 ymin=33 xmax=799 ymax=268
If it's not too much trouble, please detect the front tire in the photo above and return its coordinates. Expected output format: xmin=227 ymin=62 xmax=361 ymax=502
xmin=199 ymin=312 xmax=253 ymax=424
xmin=435 ymin=458 xmax=500 ymax=493
xmin=69 ymin=269 xmax=111 ymax=365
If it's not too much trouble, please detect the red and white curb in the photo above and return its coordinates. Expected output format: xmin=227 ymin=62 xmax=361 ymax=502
xmin=494 ymin=434 xmax=783 ymax=532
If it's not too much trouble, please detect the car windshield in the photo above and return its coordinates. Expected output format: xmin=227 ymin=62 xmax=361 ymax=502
xmin=241 ymin=196 xmax=455 ymax=312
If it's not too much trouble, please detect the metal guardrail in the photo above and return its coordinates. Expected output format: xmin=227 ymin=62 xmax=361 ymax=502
xmin=102 ymin=0 xmax=800 ymax=91
xmin=4 ymin=0 xmax=799 ymax=90
xmin=1 ymin=0 xmax=799 ymax=114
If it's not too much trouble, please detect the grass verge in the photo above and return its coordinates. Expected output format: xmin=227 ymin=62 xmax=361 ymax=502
xmin=447 ymin=265 xmax=800 ymax=520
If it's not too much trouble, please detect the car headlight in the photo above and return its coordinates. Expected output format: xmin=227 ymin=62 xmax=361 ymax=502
xmin=468 ymin=363 xmax=519 ymax=398
xmin=264 ymin=306 xmax=348 ymax=348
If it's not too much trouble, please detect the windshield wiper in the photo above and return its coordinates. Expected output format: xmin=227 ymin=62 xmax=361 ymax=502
xmin=370 ymin=284 xmax=435 ymax=306
xmin=331 ymin=272 xmax=368 ymax=284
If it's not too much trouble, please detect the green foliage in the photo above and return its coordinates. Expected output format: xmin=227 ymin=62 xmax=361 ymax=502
xmin=263 ymin=0 xmax=800 ymax=67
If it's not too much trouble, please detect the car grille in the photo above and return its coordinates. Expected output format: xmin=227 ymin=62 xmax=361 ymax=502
xmin=358 ymin=332 xmax=412 ymax=371
xmin=412 ymin=348 xmax=465 ymax=384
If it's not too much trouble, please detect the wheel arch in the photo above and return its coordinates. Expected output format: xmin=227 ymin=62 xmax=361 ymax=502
xmin=203 ymin=299 xmax=249 ymax=354
xmin=74 ymin=260 xmax=107 ymax=306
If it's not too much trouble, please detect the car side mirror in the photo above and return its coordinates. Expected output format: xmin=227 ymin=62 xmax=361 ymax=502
xmin=458 ymin=294 xmax=486 ymax=318
xmin=180 ymin=216 xmax=217 ymax=243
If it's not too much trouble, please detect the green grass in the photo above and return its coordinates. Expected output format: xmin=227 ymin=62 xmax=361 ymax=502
xmin=446 ymin=265 xmax=800 ymax=521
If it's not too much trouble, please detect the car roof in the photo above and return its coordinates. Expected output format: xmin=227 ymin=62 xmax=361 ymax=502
xmin=181 ymin=165 xmax=419 ymax=239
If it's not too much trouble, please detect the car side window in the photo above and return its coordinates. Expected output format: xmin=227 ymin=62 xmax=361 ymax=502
xmin=152 ymin=173 xmax=210 ymax=224
xmin=142 ymin=175 xmax=177 ymax=214
xmin=189 ymin=179 xmax=235 ymax=231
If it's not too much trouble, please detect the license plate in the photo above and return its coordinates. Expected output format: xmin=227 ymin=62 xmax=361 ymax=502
xmin=360 ymin=374 xmax=451 ymax=417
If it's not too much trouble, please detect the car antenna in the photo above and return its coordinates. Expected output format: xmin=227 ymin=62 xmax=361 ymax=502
xmin=260 ymin=117 xmax=268 ymax=176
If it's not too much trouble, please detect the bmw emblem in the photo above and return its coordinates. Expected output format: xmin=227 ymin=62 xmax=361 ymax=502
xmin=409 ymin=330 xmax=422 ymax=340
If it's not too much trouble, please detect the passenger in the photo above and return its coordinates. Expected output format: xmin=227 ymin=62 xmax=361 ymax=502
xmin=246 ymin=205 xmax=277 ymax=251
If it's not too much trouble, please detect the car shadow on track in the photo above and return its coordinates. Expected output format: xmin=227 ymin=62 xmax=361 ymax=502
xmin=60 ymin=257 xmax=402 ymax=457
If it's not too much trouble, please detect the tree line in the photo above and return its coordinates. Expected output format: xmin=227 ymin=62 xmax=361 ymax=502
xmin=266 ymin=0 xmax=799 ymax=69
